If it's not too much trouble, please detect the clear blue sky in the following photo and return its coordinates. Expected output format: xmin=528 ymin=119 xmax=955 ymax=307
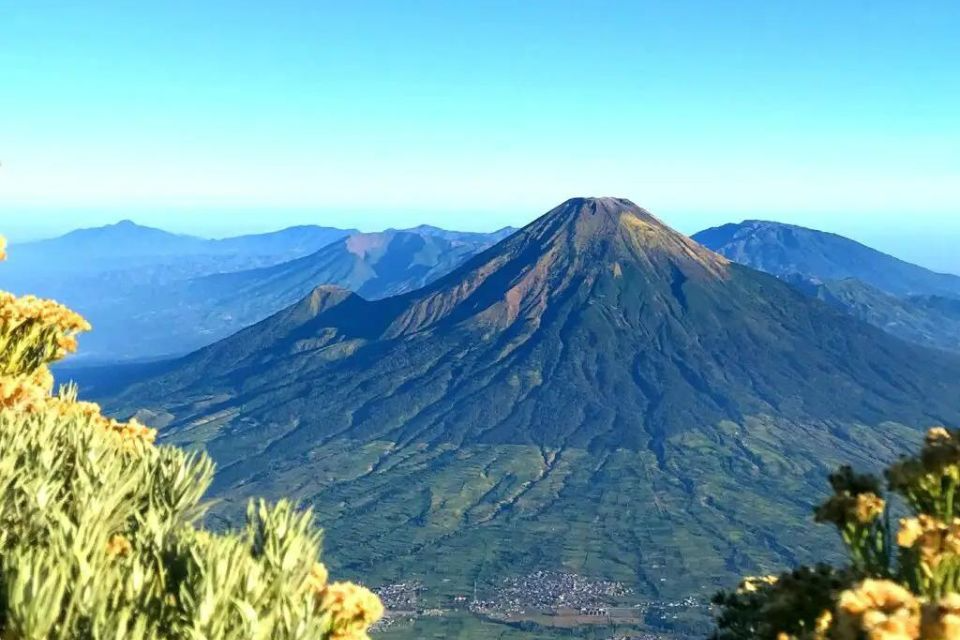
xmin=1 ymin=2 xmax=958 ymax=268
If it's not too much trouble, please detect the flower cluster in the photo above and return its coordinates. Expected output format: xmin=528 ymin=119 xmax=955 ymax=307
xmin=888 ymin=428 xmax=960 ymax=521
xmin=0 ymin=235 xmax=383 ymax=639
xmin=811 ymin=466 xmax=890 ymax=577
xmin=826 ymin=582 xmax=960 ymax=640
xmin=835 ymin=579 xmax=920 ymax=640
xmin=106 ymin=534 xmax=133 ymax=558
xmin=0 ymin=367 xmax=54 ymax=412
xmin=319 ymin=582 xmax=385 ymax=640
xmin=921 ymin=593 xmax=960 ymax=640
xmin=305 ymin=562 xmax=384 ymax=640
xmin=714 ymin=427 xmax=960 ymax=640
xmin=739 ymin=575 xmax=781 ymax=594
xmin=815 ymin=466 xmax=886 ymax=528
xmin=0 ymin=290 xmax=91 ymax=383
xmin=58 ymin=399 xmax=158 ymax=444
xmin=897 ymin=516 xmax=960 ymax=569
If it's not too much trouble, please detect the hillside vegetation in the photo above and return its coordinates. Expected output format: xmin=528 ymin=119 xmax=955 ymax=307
xmin=784 ymin=276 xmax=960 ymax=354
xmin=0 ymin=237 xmax=382 ymax=639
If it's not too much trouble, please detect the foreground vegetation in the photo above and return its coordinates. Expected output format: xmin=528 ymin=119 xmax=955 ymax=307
xmin=0 ymin=236 xmax=382 ymax=638
xmin=714 ymin=426 xmax=960 ymax=640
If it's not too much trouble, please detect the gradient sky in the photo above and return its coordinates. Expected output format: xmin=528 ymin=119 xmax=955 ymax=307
xmin=1 ymin=2 xmax=958 ymax=267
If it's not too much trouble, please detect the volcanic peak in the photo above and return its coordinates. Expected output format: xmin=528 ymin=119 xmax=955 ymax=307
xmin=539 ymin=197 xmax=729 ymax=274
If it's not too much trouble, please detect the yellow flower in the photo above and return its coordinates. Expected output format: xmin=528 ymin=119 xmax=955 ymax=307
xmin=56 ymin=334 xmax=79 ymax=357
xmin=106 ymin=534 xmax=133 ymax=558
xmin=0 ymin=369 xmax=53 ymax=412
xmin=854 ymin=493 xmax=886 ymax=525
xmin=738 ymin=574 xmax=779 ymax=594
xmin=899 ymin=518 xmax=925 ymax=549
xmin=0 ymin=294 xmax=90 ymax=333
xmin=896 ymin=516 xmax=960 ymax=568
xmin=927 ymin=427 xmax=953 ymax=444
xmin=109 ymin=417 xmax=157 ymax=444
xmin=306 ymin=562 xmax=329 ymax=594
xmin=43 ymin=396 xmax=157 ymax=448
xmin=816 ymin=488 xmax=885 ymax=528
xmin=320 ymin=581 xmax=384 ymax=639
xmin=0 ymin=236 xmax=6 ymax=262
xmin=921 ymin=594 xmax=960 ymax=640
xmin=836 ymin=579 xmax=920 ymax=640
xmin=814 ymin=609 xmax=834 ymax=639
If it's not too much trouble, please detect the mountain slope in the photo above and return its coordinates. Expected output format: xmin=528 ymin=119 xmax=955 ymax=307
xmin=101 ymin=198 xmax=960 ymax=632
xmin=693 ymin=221 xmax=960 ymax=351
xmin=38 ymin=227 xmax=505 ymax=363
xmin=785 ymin=275 xmax=960 ymax=353
xmin=206 ymin=225 xmax=359 ymax=258
xmin=0 ymin=221 xmax=350 ymax=361
xmin=401 ymin=224 xmax=518 ymax=243
xmin=693 ymin=220 xmax=960 ymax=298
xmin=190 ymin=228 xmax=504 ymax=305
xmin=116 ymin=228 xmax=508 ymax=358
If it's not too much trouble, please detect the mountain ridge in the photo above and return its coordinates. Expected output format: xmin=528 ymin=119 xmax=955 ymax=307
xmin=694 ymin=220 xmax=960 ymax=352
xmin=10 ymin=220 xmax=358 ymax=260
xmin=4 ymin=222 xmax=506 ymax=362
xmin=694 ymin=219 xmax=960 ymax=297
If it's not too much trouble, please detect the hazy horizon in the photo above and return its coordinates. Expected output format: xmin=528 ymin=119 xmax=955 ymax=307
xmin=4 ymin=205 xmax=960 ymax=277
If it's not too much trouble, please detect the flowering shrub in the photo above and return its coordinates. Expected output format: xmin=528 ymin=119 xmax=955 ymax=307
xmin=0 ymin=236 xmax=382 ymax=639
xmin=713 ymin=425 xmax=960 ymax=640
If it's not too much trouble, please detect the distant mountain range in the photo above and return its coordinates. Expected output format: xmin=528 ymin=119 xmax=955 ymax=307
xmin=5 ymin=220 xmax=358 ymax=281
xmin=694 ymin=220 xmax=960 ymax=352
xmin=13 ymin=215 xmax=959 ymax=362
xmin=0 ymin=220 xmax=513 ymax=362
xmin=98 ymin=198 xmax=960 ymax=632
xmin=693 ymin=220 xmax=960 ymax=297
xmin=188 ymin=225 xmax=515 ymax=304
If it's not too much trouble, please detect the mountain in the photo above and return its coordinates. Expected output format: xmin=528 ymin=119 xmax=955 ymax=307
xmin=693 ymin=220 xmax=960 ymax=298
xmin=188 ymin=227 xmax=505 ymax=309
xmin=85 ymin=228 xmax=509 ymax=360
xmin=0 ymin=220 xmax=354 ymax=361
xmin=24 ymin=225 xmax=505 ymax=363
xmin=0 ymin=220 xmax=357 ymax=310
xmin=100 ymin=198 xmax=960 ymax=635
xmin=693 ymin=221 xmax=960 ymax=352
xmin=18 ymin=219 xmax=207 ymax=260
xmin=205 ymin=225 xmax=361 ymax=259
xmin=2 ymin=220 xmax=356 ymax=284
